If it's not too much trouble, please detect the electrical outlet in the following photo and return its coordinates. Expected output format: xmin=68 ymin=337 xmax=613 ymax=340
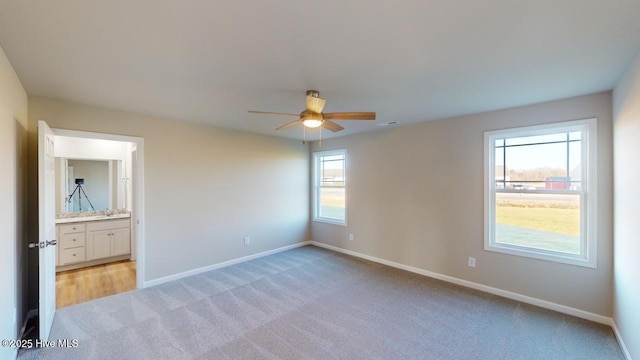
xmin=244 ymin=236 xmax=250 ymax=246
xmin=468 ymin=257 xmax=476 ymax=268
xmin=349 ymin=233 xmax=354 ymax=241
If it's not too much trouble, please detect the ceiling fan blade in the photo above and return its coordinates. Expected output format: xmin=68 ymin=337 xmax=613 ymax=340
xmin=306 ymin=96 xmax=326 ymax=114
xmin=248 ymin=111 xmax=299 ymax=117
xmin=323 ymin=112 xmax=376 ymax=120
xmin=322 ymin=120 xmax=344 ymax=132
xmin=275 ymin=119 xmax=301 ymax=131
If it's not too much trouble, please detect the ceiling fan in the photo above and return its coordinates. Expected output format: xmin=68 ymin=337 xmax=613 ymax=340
xmin=248 ymin=90 xmax=376 ymax=138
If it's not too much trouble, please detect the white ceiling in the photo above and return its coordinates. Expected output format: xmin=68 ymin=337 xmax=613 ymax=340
xmin=1 ymin=0 xmax=639 ymax=140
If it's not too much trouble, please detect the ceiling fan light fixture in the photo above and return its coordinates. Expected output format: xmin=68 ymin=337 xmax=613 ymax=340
xmin=301 ymin=111 xmax=323 ymax=128
xmin=302 ymin=119 xmax=323 ymax=128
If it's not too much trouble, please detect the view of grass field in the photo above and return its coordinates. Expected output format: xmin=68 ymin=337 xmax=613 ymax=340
xmin=495 ymin=195 xmax=580 ymax=254
xmin=319 ymin=188 xmax=345 ymax=221
xmin=496 ymin=200 xmax=580 ymax=236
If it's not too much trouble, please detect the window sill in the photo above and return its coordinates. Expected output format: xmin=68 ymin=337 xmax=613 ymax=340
xmin=485 ymin=242 xmax=596 ymax=268
xmin=313 ymin=218 xmax=347 ymax=226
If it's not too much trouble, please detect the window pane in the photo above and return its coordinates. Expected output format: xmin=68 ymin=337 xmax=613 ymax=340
xmin=495 ymin=147 xmax=504 ymax=186
xmin=320 ymin=156 xmax=345 ymax=187
xmin=505 ymin=142 xmax=567 ymax=183
xmin=319 ymin=187 xmax=345 ymax=221
xmin=505 ymin=133 xmax=566 ymax=146
xmin=568 ymin=141 xmax=582 ymax=188
xmin=569 ymin=131 xmax=581 ymax=141
xmin=322 ymin=154 xmax=344 ymax=162
xmin=495 ymin=192 xmax=580 ymax=254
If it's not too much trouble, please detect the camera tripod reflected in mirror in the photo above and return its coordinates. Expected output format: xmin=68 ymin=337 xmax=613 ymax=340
xmin=67 ymin=178 xmax=95 ymax=211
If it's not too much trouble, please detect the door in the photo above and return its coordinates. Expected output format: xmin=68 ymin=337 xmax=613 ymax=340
xmin=38 ymin=120 xmax=56 ymax=340
xmin=88 ymin=230 xmax=112 ymax=259
xmin=111 ymin=227 xmax=131 ymax=256
xmin=130 ymin=148 xmax=137 ymax=261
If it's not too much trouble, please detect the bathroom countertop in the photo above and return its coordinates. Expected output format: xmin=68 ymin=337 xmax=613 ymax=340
xmin=55 ymin=210 xmax=131 ymax=224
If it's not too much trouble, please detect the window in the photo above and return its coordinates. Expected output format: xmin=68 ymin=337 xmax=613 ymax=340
xmin=484 ymin=119 xmax=597 ymax=267
xmin=313 ymin=149 xmax=347 ymax=225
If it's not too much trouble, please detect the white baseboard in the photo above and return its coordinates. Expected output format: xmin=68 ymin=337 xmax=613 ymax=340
xmin=310 ymin=241 xmax=613 ymax=325
xmin=611 ymin=321 xmax=633 ymax=360
xmin=144 ymin=241 xmax=311 ymax=287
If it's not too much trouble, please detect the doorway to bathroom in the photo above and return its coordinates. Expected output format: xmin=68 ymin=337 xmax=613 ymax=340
xmin=50 ymin=128 xmax=145 ymax=308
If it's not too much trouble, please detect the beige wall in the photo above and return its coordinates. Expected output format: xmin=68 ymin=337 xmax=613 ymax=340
xmin=0 ymin=45 xmax=28 ymax=360
xmin=28 ymin=97 xmax=310 ymax=282
xmin=311 ymin=92 xmax=613 ymax=316
xmin=613 ymin=51 xmax=640 ymax=359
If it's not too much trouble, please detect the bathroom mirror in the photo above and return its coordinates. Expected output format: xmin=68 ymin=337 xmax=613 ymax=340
xmin=55 ymin=158 xmax=126 ymax=213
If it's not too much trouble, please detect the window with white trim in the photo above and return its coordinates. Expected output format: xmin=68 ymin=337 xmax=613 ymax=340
xmin=484 ymin=119 xmax=597 ymax=267
xmin=313 ymin=149 xmax=347 ymax=225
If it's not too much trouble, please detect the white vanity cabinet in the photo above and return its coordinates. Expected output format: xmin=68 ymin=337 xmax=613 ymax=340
xmin=86 ymin=219 xmax=131 ymax=260
xmin=57 ymin=223 xmax=87 ymax=266
xmin=56 ymin=217 xmax=131 ymax=271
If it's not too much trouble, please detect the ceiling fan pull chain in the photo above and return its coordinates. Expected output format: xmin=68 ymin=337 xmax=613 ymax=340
xmin=319 ymin=127 xmax=322 ymax=147
xmin=303 ymin=125 xmax=306 ymax=145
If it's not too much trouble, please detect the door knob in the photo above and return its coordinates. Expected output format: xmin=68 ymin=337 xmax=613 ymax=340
xmin=29 ymin=240 xmax=56 ymax=249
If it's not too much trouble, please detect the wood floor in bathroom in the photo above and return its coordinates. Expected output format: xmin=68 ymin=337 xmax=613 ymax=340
xmin=56 ymin=260 xmax=136 ymax=308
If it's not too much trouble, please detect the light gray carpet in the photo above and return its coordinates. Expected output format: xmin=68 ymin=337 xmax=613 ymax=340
xmin=19 ymin=245 xmax=623 ymax=359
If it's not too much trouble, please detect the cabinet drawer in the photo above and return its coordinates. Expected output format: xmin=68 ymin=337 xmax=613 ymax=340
xmin=60 ymin=233 xmax=86 ymax=249
xmin=59 ymin=223 xmax=86 ymax=234
xmin=86 ymin=219 xmax=130 ymax=232
xmin=59 ymin=247 xmax=86 ymax=264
